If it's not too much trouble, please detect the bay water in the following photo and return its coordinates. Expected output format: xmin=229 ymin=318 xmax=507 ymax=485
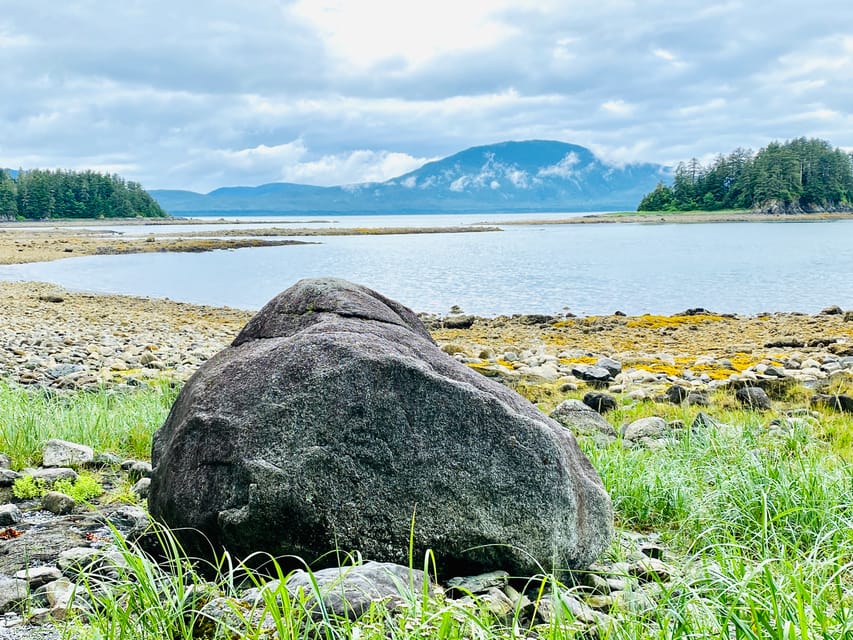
xmin=1 ymin=215 xmax=851 ymax=316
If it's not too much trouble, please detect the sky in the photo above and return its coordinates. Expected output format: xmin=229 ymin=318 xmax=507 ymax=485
xmin=1 ymin=1 xmax=851 ymax=193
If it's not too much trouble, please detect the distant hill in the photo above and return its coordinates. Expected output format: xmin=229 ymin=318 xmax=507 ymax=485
xmin=151 ymin=140 xmax=669 ymax=214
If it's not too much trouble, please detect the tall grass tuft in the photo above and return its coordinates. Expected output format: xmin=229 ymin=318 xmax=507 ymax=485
xmin=0 ymin=381 xmax=177 ymax=468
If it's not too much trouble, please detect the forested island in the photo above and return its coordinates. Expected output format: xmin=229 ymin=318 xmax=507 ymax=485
xmin=638 ymin=138 xmax=853 ymax=213
xmin=0 ymin=169 xmax=167 ymax=220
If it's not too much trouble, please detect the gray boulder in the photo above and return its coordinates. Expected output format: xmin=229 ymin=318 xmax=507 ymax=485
xmin=735 ymin=386 xmax=772 ymax=410
xmin=550 ymin=400 xmax=617 ymax=446
xmin=42 ymin=439 xmax=94 ymax=468
xmin=149 ymin=278 xmax=613 ymax=578
xmin=285 ymin=562 xmax=428 ymax=619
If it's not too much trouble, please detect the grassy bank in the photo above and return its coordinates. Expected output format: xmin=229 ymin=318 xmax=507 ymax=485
xmin=2 ymin=381 xmax=852 ymax=638
xmin=0 ymin=381 xmax=178 ymax=468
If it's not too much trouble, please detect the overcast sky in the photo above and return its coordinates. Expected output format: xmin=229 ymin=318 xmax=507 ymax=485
xmin=1 ymin=1 xmax=851 ymax=192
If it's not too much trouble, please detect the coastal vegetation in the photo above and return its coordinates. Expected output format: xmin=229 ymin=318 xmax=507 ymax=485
xmin=638 ymin=138 xmax=853 ymax=213
xmin=0 ymin=168 xmax=167 ymax=220
xmin=2 ymin=381 xmax=852 ymax=638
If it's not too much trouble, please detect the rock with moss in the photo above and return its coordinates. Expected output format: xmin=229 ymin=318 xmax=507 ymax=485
xmin=149 ymin=278 xmax=613 ymax=578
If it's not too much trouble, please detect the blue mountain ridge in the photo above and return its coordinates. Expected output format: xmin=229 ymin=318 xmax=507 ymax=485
xmin=151 ymin=140 xmax=669 ymax=214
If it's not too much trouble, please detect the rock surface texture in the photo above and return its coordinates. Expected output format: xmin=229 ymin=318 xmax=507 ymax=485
xmin=148 ymin=278 xmax=613 ymax=577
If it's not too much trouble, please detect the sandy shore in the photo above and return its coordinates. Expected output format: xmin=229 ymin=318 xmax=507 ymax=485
xmin=0 ymin=220 xmax=499 ymax=265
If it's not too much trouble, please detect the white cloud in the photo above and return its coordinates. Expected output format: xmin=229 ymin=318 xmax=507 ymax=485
xmin=601 ymin=100 xmax=635 ymax=117
xmin=449 ymin=176 xmax=469 ymax=192
xmin=652 ymin=48 xmax=677 ymax=62
xmin=2 ymin=1 xmax=853 ymax=190
xmin=279 ymin=149 xmax=435 ymax=186
xmin=290 ymin=0 xmax=517 ymax=69
xmin=538 ymin=152 xmax=582 ymax=178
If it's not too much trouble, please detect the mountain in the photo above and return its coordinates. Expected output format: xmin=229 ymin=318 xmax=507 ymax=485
xmin=2 ymin=169 xmax=18 ymax=178
xmin=151 ymin=140 xmax=669 ymax=215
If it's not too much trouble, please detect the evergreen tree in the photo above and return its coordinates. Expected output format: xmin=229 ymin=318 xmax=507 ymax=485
xmin=6 ymin=169 xmax=167 ymax=219
xmin=637 ymin=138 xmax=853 ymax=212
xmin=0 ymin=170 xmax=18 ymax=219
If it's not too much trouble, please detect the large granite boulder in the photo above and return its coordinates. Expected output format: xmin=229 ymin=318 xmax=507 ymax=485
xmin=148 ymin=278 xmax=612 ymax=577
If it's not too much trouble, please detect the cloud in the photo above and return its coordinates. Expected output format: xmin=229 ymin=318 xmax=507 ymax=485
xmin=601 ymin=100 xmax=636 ymax=117
xmin=0 ymin=1 xmax=851 ymax=190
xmin=538 ymin=152 xmax=582 ymax=178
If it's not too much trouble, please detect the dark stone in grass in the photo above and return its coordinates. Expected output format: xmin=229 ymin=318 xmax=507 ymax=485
xmin=582 ymin=392 xmax=618 ymax=414
xmin=149 ymin=278 xmax=613 ymax=578
xmin=690 ymin=412 xmax=719 ymax=431
xmin=442 ymin=315 xmax=475 ymax=329
xmin=735 ymin=387 xmax=772 ymax=410
xmin=664 ymin=385 xmax=688 ymax=404
xmin=811 ymin=393 xmax=853 ymax=414
xmin=686 ymin=391 xmax=709 ymax=407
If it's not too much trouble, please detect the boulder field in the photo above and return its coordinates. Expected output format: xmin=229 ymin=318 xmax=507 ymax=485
xmin=148 ymin=278 xmax=614 ymax=577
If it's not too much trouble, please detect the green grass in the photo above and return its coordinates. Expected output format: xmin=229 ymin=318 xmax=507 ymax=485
xmin=0 ymin=381 xmax=850 ymax=638
xmin=0 ymin=380 xmax=178 ymax=468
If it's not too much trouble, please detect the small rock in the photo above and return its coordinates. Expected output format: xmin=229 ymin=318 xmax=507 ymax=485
xmin=106 ymin=505 xmax=151 ymax=540
xmin=472 ymin=587 xmax=515 ymax=618
xmin=0 ymin=578 xmax=28 ymax=614
xmin=42 ymin=491 xmax=76 ymax=515
xmin=549 ymin=400 xmax=617 ymax=443
xmin=811 ymin=393 xmax=853 ymax=414
xmin=622 ymin=417 xmax=668 ymax=442
xmin=734 ymin=387 xmax=772 ymax=410
xmin=639 ymin=543 xmax=665 ymax=560
xmin=45 ymin=364 xmax=85 ymax=379
xmin=89 ymin=452 xmax=122 ymax=468
xmin=664 ymin=385 xmax=688 ymax=404
xmin=571 ymin=364 xmax=613 ymax=387
xmin=285 ymin=562 xmax=430 ymax=620
xmin=42 ymin=439 xmax=94 ymax=468
xmin=630 ymin=557 xmax=675 ymax=583
xmin=690 ymin=412 xmax=719 ymax=431
xmin=442 ymin=315 xmax=475 ymax=330
xmin=128 ymin=461 xmax=152 ymax=481
xmin=585 ymin=594 xmax=615 ymax=612
xmin=25 ymin=467 xmax=78 ymax=484
xmin=595 ymin=357 xmax=622 ymax=377
xmin=820 ymin=305 xmax=843 ymax=315
xmin=0 ymin=454 xmax=9 ymax=469
xmin=0 ymin=469 xmax=21 ymax=487
xmin=132 ymin=477 xmax=151 ymax=499
xmin=582 ymin=392 xmax=618 ymax=413
xmin=686 ymin=391 xmax=709 ymax=407
xmin=446 ymin=570 xmax=509 ymax=595
xmin=0 ymin=504 xmax=23 ymax=526
xmin=14 ymin=566 xmax=62 ymax=589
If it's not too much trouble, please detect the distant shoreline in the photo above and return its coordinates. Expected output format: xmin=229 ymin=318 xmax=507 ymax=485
xmin=482 ymin=210 xmax=853 ymax=225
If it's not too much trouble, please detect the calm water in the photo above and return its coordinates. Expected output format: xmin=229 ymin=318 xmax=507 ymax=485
xmin=2 ymin=216 xmax=852 ymax=316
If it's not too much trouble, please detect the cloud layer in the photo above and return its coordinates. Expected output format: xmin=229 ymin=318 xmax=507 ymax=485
xmin=1 ymin=1 xmax=850 ymax=191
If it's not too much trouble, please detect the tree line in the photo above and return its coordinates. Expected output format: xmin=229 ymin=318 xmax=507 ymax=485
xmin=638 ymin=138 xmax=853 ymax=212
xmin=0 ymin=169 xmax=167 ymax=220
